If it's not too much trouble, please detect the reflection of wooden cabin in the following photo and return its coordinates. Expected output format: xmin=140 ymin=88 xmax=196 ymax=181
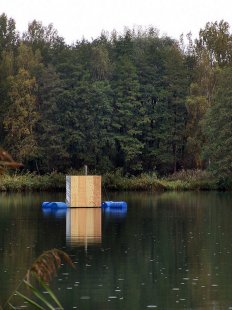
xmin=66 ymin=208 xmax=101 ymax=247
xmin=66 ymin=176 xmax=101 ymax=207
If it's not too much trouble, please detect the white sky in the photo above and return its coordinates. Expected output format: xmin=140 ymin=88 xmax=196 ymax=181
xmin=1 ymin=0 xmax=232 ymax=44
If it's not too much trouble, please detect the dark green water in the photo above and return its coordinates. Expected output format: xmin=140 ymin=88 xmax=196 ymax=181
xmin=0 ymin=191 xmax=232 ymax=309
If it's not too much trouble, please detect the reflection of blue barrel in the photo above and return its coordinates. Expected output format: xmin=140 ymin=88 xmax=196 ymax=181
xmin=52 ymin=208 xmax=67 ymax=218
xmin=102 ymin=201 xmax=127 ymax=220
xmin=42 ymin=207 xmax=67 ymax=218
xmin=102 ymin=201 xmax=127 ymax=209
xmin=42 ymin=207 xmax=52 ymax=216
xmin=104 ymin=207 xmax=127 ymax=218
xmin=42 ymin=202 xmax=67 ymax=209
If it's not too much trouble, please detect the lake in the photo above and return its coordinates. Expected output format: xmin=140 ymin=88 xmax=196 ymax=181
xmin=0 ymin=191 xmax=232 ymax=309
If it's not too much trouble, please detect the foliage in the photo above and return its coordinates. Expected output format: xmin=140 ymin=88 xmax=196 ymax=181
xmin=3 ymin=68 xmax=39 ymax=162
xmin=102 ymin=170 xmax=217 ymax=191
xmin=0 ymin=14 xmax=232 ymax=180
xmin=0 ymin=171 xmax=65 ymax=191
xmin=203 ymin=67 xmax=232 ymax=184
xmin=0 ymin=169 xmax=218 ymax=192
xmin=166 ymin=169 xmax=212 ymax=181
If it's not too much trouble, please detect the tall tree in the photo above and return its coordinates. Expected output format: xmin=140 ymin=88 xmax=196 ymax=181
xmin=196 ymin=20 xmax=232 ymax=67
xmin=111 ymin=55 xmax=144 ymax=173
xmin=203 ymin=67 xmax=232 ymax=182
xmin=3 ymin=68 xmax=38 ymax=162
xmin=0 ymin=50 xmax=15 ymax=144
xmin=3 ymin=44 xmax=41 ymax=165
xmin=0 ymin=13 xmax=19 ymax=56
xmin=0 ymin=13 xmax=19 ymax=146
xmin=23 ymin=20 xmax=65 ymax=64
xmin=35 ymin=64 xmax=68 ymax=172
xmin=185 ymin=83 xmax=209 ymax=169
xmin=183 ymin=20 xmax=232 ymax=169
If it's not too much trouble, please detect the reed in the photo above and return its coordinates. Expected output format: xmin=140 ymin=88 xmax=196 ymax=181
xmin=0 ymin=170 xmax=221 ymax=192
xmin=0 ymin=171 xmax=66 ymax=191
xmin=2 ymin=249 xmax=75 ymax=310
xmin=103 ymin=171 xmax=218 ymax=191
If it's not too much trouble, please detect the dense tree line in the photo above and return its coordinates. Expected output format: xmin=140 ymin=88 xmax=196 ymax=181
xmin=0 ymin=13 xmax=232 ymax=179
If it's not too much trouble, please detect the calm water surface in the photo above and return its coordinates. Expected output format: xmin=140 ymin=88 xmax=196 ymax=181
xmin=0 ymin=191 xmax=232 ymax=309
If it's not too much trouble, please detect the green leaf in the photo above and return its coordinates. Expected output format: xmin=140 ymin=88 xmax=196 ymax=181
xmin=23 ymin=281 xmax=57 ymax=310
xmin=35 ymin=277 xmax=63 ymax=309
xmin=15 ymin=291 xmax=46 ymax=310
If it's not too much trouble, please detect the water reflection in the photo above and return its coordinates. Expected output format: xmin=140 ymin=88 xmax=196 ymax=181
xmin=66 ymin=208 xmax=101 ymax=247
xmin=103 ymin=204 xmax=127 ymax=221
xmin=2 ymin=191 xmax=232 ymax=309
xmin=42 ymin=207 xmax=67 ymax=218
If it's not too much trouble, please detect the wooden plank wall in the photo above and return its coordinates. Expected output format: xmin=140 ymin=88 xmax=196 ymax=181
xmin=66 ymin=176 xmax=101 ymax=207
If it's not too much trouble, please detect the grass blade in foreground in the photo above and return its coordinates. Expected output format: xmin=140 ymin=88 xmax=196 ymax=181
xmin=15 ymin=291 xmax=46 ymax=310
xmin=23 ymin=280 xmax=61 ymax=310
xmin=35 ymin=276 xmax=64 ymax=309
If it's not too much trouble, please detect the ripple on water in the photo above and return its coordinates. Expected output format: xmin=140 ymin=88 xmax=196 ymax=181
xmin=80 ymin=296 xmax=90 ymax=300
xmin=108 ymin=296 xmax=117 ymax=299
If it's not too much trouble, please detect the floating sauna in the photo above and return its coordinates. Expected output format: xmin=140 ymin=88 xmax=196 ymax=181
xmin=66 ymin=175 xmax=101 ymax=207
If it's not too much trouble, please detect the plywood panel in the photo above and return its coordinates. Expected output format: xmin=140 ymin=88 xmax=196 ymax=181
xmin=86 ymin=176 xmax=94 ymax=206
xmin=93 ymin=176 xmax=101 ymax=207
xmin=66 ymin=176 xmax=101 ymax=207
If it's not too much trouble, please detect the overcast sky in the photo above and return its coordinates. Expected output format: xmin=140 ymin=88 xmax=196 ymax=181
xmin=1 ymin=0 xmax=232 ymax=44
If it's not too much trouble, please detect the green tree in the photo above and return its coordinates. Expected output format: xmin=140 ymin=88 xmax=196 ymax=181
xmin=23 ymin=20 xmax=65 ymax=64
xmin=35 ymin=64 xmax=68 ymax=172
xmin=90 ymin=45 xmax=111 ymax=81
xmin=3 ymin=68 xmax=38 ymax=162
xmin=203 ymin=67 xmax=232 ymax=182
xmin=185 ymin=83 xmax=209 ymax=169
xmin=194 ymin=20 xmax=232 ymax=106
xmin=0 ymin=13 xmax=19 ymax=146
xmin=0 ymin=13 xmax=19 ymax=56
xmin=111 ymin=55 xmax=144 ymax=173
xmin=57 ymin=79 xmax=113 ymax=172
xmin=196 ymin=20 xmax=232 ymax=67
xmin=2 ymin=44 xmax=41 ymax=166
xmin=0 ymin=50 xmax=15 ymax=145
xmin=133 ymin=33 xmax=173 ymax=173
xmin=183 ymin=20 xmax=232 ymax=170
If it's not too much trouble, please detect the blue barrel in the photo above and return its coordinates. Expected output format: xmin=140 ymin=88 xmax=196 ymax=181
xmin=42 ymin=201 xmax=50 ymax=208
xmin=102 ymin=201 xmax=127 ymax=209
xmin=49 ymin=202 xmax=67 ymax=208
xmin=42 ymin=202 xmax=67 ymax=209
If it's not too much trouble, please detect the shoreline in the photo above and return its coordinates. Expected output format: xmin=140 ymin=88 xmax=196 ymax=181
xmin=0 ymin=171 xmax=222 ymax=192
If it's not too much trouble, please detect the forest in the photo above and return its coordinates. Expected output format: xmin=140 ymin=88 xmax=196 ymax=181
xmin=0 ymin=13 xmax=232 ymax=183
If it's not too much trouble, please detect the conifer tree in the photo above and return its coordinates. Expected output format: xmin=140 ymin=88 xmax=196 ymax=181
xmin=111 ymin=55 xmax=144 ymax=173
